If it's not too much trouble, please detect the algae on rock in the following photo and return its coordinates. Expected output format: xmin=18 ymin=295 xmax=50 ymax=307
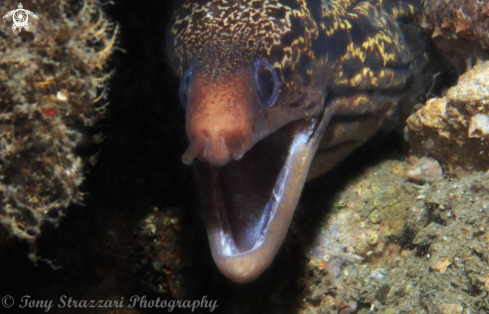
xmin=0 ymin=0 xmax=117 ymax=246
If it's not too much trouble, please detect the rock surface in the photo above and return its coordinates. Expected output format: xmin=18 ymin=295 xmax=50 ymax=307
xmin=405 ymin=61 xmax=489 ymax=173
xmin=422 ymin=0 xmax=489 ymax=73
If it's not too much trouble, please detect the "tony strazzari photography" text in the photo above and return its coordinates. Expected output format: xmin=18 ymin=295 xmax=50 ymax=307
xmin=2 ymin=295 xmax=218 ymax=312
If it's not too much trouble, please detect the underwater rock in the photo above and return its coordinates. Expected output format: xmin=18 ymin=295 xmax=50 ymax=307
xmin=438 ymin=303 xmax=463 ymax=314
xmin=421 ymin=0 xmax=489 ymax=73
xmin=294 ymin=160 xmax=489 ymax=313
xmin=0 ymin=0 xmax=116 ymax=247
xmin=310 ymin=230 xmax=363 ymax=278
xmin=405 ymin=61 xmax=489 ymax=173
xmin=406 ymin=156 xmax=443 ymax=184
xmin=468 ymin=113 xmax=489 ymax=138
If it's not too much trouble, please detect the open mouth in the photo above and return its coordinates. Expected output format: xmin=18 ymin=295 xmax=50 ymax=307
xmin=193 ymin=117 xmax=322 ymax=278
xmin=212 ymin=120 xmax=306 ymax=255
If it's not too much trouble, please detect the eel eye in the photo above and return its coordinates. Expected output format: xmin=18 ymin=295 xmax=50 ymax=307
xmin=179 ymin=65 xmax=193 ymax=110
xmin=253 ymin=57 xmax=280 ymax=107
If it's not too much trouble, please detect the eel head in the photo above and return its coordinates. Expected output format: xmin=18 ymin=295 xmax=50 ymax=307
xmin=167 ymin=0 xmax=329 ymax=283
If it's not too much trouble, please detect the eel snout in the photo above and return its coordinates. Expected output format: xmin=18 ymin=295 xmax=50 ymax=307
xmin=182 ymin=68 xmax=264 ymax=167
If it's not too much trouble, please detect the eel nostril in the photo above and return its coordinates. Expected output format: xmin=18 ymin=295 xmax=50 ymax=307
xmin=224 ymin=136 xmax=245 ymax=160
xmin=181 ymin=137 xmax=205 ymax=165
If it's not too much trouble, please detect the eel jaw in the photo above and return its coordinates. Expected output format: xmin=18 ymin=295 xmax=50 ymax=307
xmin=193 ymin=107 xmax=333 ymax=283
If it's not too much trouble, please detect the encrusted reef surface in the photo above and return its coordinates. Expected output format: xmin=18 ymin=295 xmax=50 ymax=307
xmin=422 ymin=0 xmax=489 ymax=49
xmin=0 ymin=0 xmax=116 ymax=246
xmin=291 ymin=159 xmax=489 ymax=314
xmin=405 ymin=61 xmax=489 ymax=173
xmin=133 ymin=207 xmax=201 ymax=301
xmin=422 ymin=0 xmax=489 ymax=73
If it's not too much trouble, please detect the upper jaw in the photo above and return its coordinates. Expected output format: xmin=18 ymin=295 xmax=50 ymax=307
xmin=193 ymin=109 xmax=333 ymax=283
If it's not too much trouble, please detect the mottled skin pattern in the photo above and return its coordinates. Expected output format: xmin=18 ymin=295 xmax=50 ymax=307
xmin=167 ymin=0 xmax=434 ymax=282
xmin=168 ymin=0 xmax=418 ymax=106
xmin=168 ymin=0 xmax=317 ymax=104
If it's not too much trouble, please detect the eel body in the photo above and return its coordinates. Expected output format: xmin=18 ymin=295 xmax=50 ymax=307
xmin=167 ymin=0 xmax=435 ymax=283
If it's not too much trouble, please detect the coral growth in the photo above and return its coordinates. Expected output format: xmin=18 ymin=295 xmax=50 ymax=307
xmin=405 ymin=61 xmax=489 ymax=173
xmin=0 ymin=0 xmax=116 ymax=245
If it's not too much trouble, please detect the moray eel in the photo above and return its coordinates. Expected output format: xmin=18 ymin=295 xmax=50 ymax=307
xmin=167 ymin=0 xmax=433 ymax=283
